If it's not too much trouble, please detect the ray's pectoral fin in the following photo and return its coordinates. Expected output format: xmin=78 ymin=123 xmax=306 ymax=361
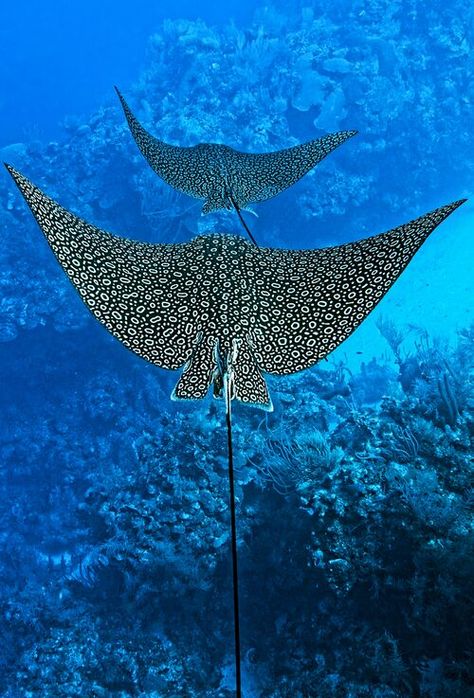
xmin=4 ymin=163 xmax=197 ymax=371
xmin=252 ymin=199 xmax=467 ymax=376
xmin=242 ymin=130 xmax=358 ymax=205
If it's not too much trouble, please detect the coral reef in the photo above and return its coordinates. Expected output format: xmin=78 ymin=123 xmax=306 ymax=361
xmin=1 ymin=2 xmax=473 ymax=696
xmin=1 ymin=318 xmax=473 ymax=696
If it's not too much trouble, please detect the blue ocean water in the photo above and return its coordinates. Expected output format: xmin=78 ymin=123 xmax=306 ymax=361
xmin=1 ymin=2 xmax=473 ymax=697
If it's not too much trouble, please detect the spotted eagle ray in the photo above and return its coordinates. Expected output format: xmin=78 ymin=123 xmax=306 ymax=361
xmin=5 ymin=163 xmax=465 ymax=697
xmin=115 ymin=87 xmax=357 ymax=244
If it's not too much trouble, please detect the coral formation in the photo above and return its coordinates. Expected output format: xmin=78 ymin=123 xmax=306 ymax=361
xmin=1 ymin=317 xmax=473 ymax=695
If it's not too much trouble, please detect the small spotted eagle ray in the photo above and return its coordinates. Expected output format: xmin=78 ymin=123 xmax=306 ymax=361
xmin=115 ymin=87 xmax=357 ymax=244
xmin=5 ymin=163 xmax=465 ymax=698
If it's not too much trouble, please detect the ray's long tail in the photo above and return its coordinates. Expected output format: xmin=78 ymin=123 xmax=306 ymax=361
xmin=228 ymin=192 xmax=258 ymax=247
xmin=224 ymin=374 xmax=242 ymax=697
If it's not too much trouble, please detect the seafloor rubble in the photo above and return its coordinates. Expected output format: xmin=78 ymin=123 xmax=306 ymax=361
xmin=0 ymin=3 xmax=473 ymax=697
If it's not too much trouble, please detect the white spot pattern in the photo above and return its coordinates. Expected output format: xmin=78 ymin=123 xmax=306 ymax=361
xmin=6 ymin=165 xmax=464 ymax=409
xmin=116 ymin=88 xmax=357 ymax=213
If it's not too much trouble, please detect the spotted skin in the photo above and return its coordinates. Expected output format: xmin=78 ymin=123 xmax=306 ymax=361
xmin=115 ymin=87 xmax=357 ymax=214
xmin=6 ymin=165 xmax=465 ymax=410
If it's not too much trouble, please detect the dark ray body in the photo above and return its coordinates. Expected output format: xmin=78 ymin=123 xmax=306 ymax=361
xmin=5 ymin=165 xmax=464 ymax=412
xmin=115 ymin=87 xmax=357 ymax=215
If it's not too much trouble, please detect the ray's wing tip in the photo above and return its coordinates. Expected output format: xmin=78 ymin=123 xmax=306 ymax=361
xmin=114 ymin=85 xmax=131 ymax=115
xmin=321 ymin=129 xmax=358 ymax=149
xmin=409 ymin=197 xmax=467 ymax=236
xmin=440 ymin=198 xmax=467 ymax=216
xmin=114 ymin=86 xmax=137 ymax=127
xmin=4 ymin=163 xmax=26 ymax=188
xmin=334 ymin=128 xmax=358 ymax=139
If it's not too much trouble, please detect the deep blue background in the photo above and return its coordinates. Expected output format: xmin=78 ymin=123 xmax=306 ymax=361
xmin=0 ymin=0 xmax=252 ymax=146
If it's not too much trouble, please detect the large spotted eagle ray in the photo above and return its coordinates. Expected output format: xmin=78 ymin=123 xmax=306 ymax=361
xmin=115 ymin=87 xmax=357 ymax=244
xmin=5 ymin=163 xmax=464 ymax=697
